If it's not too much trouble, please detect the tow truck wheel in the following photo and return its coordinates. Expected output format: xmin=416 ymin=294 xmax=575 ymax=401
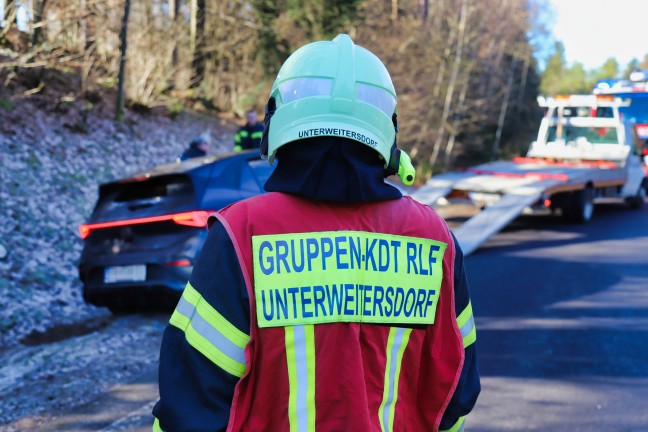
xmin=627 ymin=181 xmax=646 ymax=209
xmin=568 ymin=186 xmax=594 ymax=224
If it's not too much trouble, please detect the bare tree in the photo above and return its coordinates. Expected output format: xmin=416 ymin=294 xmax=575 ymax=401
xmin=1 ymin=0 xmax=18 ymax=39
xmin=31 ymin=0 xmax=47 ymax=45
xmin=169 ymin=0 xmax=180 ymax=88
xmin=429 ymin=0 xmax=468 ymax=169
xmin=116 ymin=0 xmax=131 ymax=122
xmin=491 ymin=53 xmax=517 ymax=159
xmin=444 ymin=42 xmax=479 ymax=170
xmin=190 ymin=0 xmax=205 ymax=88
xmin=76 ymin=0 xmax=86 ymax=52
xmin=417 ymin=0 xmax=428 ymax=21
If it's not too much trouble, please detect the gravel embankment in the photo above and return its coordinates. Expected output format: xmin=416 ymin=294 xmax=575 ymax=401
xmin=0 ymin=100 xmax=235 ymax=350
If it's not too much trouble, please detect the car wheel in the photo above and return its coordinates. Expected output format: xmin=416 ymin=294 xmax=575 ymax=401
xmin=106 ymin=297 xmax=135 ymax=315
xmin=108 ymin=305 xmax=127 ymax=315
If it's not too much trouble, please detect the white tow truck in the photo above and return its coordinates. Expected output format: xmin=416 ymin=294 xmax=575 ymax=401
xmin=412 ymin=95 xmax=648 ymax=255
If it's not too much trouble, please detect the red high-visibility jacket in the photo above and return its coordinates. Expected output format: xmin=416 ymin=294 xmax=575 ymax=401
xmin=214 ymin=192 xmax=464 ymax=431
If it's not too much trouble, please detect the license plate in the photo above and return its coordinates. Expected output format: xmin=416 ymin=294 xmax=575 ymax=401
xmin=104 ymin=265 xmax=147 ymax=283
xmin=469 ymin=191 xmax=501 ymax=206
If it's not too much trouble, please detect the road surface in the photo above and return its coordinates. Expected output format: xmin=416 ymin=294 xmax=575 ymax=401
xmin=467 ymin=203 xmax=648 ymax=431
xmin=1 ymin=202 xmax=646 ymax=431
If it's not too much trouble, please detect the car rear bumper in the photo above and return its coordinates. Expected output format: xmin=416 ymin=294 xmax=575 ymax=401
xmin=80 ymin=263 xmax=192 ymax=310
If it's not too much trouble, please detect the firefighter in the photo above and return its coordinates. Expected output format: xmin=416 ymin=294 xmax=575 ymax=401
xmin=179 ymin=134 xmax=210 ymax=161
xmin=234 ymin=109 xmax=264 ymax=151
xmin=153 ymin=34 xmax=480 ymax=432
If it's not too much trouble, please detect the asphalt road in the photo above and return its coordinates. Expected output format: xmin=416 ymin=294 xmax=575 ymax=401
xmin=465 ymin=203 xmax=648 ymax=431
xmin=2 ymin=202 xmax=646 ymax=431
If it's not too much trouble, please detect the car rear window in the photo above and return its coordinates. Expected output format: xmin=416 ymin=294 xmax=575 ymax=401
xmin=546 ymin=125 xmax=619 ymax=145
xmin=250 ymin=159 xmax=275 ymax=185
xmin=91 ymin=174 xmax=197 ymax=222
xmin=240 ymin=159 xmax=274 ymax=192
xmin=113 ymin=177 xmax=192 ymax=202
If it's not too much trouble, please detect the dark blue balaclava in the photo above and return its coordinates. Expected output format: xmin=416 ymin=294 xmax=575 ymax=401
xmin=264 ymin=137 xmax=402 ymax=203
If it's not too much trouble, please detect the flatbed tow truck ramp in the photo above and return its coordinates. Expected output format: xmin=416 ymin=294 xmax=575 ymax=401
xmin=412 ymin=95 xmax=648 ymax=256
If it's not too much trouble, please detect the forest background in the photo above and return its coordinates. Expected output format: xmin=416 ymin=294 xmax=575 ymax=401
xmin=2 ymin=0 xmax=646 ymax=176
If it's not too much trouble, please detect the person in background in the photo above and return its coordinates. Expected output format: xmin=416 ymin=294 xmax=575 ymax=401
xmin=154 ymin=34 xmax=480 ymax=432
xmin=179 ymin=134 xmax=211 ymax=161
xmin=233 ymin=109 xmax=264 ymax=151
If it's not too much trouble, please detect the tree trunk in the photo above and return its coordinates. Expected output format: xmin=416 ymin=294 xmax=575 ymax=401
xmin=517 ymin=45 xmax=531 ymax=106
xmin=190 ymin=0 xmax=205 ymax=88
xmin=444 ymin=46 xmax=477 ymax=171
xmin=31 ymin=0 xmax=48 ymax=45
xmin=116 ymin=0 xmax=131 ymax=122
xmin=409 ymin=0 xmax=447 ymax=161
xmin=190 ymin=0 xmax=196 ymax=52
xmin=491 ymin=54 xmax=516 ymax=160
xmin=169 ymin=0 xmax=180 ymax=89
xmin=418 ymin=0 xmax=428 ymax=21
xmin=391 ymin=0 xmax=398 ymax=21
xmin=429 ymin=0 xmax=468 ymax=170
xmin=77 ymin=0 xmax=87 ymax=52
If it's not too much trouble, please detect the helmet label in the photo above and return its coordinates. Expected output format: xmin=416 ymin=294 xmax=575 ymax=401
xmin=252 ymin=231 xmax=446 ymax=327
xmin=298 ymin=127 xmax=378 ymax=148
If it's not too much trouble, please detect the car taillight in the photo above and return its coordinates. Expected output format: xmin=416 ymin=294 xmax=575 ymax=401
xmin=448 ymin=190 xmax=470 ymax=200
xmin=79 ymin=224 xmax=92 ymax=239
xmin=78 ymin=210 xmax=213 ymax=239
xmin=164 ymin=259 xmax=192 ymax=267
xmin=172 ymin=211 xmax=211 ymax=227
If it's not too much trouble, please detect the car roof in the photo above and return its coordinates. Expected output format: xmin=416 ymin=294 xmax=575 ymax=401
xmin=125 ymin=149 xmax=261 ymax=180
xmin=99 ymin=150 xmax=263 ymax=190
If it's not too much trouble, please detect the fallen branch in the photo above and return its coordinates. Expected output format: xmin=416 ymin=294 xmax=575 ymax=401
xmin=0 ymin=53 xmax=84 ymax=70
xmin=20 ymin=82 xmax=46 ymax=97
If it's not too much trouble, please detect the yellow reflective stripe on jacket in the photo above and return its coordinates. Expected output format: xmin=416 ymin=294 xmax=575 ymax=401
xmin=235 ymin=130 xmax=249 ymax=145
xmin=170 ymin=282 xmax=249 ymax=377
xmin=285 ymin=325 xmax=316 ymax=432
xmin=152 ymin=417 xmax=164 ymax=432
xmin=440 ymin=416 xmax=465 ymax=432
xmin=379 ymin=327 xmax=412 ymax=432
xmin=251 ymin=131 xmax=264 ymax=139
xmin=457 ymin=301 xmax=476 ymax=348
xmin=253 ymin=231 xmax=446 ymax=328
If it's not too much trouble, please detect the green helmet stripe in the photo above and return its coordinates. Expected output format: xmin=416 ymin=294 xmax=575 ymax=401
xmin=330 ymin=34 xmax=356 ymax=114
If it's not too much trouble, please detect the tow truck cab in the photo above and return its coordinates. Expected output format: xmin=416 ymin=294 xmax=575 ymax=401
xmin=528 ymin=95 xmax=646 ymax=210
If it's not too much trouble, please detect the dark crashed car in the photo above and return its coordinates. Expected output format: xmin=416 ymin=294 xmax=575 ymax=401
xmin=78 ymin=150 xmax=274 ymax=312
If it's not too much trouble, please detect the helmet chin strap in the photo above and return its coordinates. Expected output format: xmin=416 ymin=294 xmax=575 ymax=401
xmin=260 ymin=97 xmax=276 ymax=160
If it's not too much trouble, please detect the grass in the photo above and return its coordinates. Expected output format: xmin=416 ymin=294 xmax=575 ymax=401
xmin=167 ymin=99 xmax=185 ymax=116
xmin=0 ymin=97 xmax=16 ymax=112
xmin=97 ymin=77 xmax=118 ymax=89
